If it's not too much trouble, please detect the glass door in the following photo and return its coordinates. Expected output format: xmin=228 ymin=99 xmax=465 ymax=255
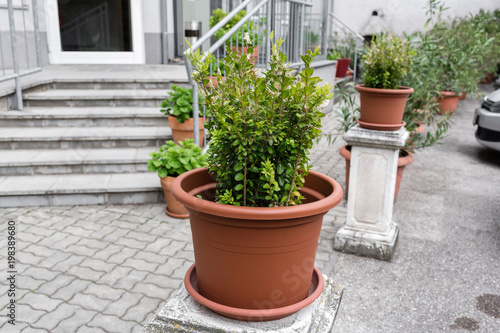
xmin=46 ymin=0 xmax=144 ymax=64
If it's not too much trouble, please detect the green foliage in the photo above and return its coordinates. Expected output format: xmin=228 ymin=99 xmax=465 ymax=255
xmin=186 ymin=37 xmax=333 ymax=207
xmin=147 ymin=139 xmax=207 ymax=178
xmin=209 ymin=9 xmax=261 ymax=46
xmin=159 ymin=85 xmax=193 ymax=123
xmin=361 ymin=33 xmax=414 ymax=89
xmin=326 ymin=50 xmax=342 ymax=61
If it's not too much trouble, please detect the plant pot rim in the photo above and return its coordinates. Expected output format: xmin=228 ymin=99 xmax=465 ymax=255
xmin=184 ymin=263 xmax=324 ymax=321
xmin=355 ymin=84 xmax=414 ymax=95
xmin=439 ymin=91 xmax=458 ymax=97
xmin=172 ymin=167 xmax=343 ymax=220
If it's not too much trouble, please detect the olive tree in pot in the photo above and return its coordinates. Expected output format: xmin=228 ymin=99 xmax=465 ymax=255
xmin=356 ymin=33 xmax=415 ymax=130
xmin=174 ymin=38 xmax=343 ymax=321
xmin=160 ymin=85 xmax=204 ymax=146
xmin=147 ymin=139 xmax=207 ymax=218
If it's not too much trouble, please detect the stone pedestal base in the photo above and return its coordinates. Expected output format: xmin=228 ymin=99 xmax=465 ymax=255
xmin=142 ymin=275 xmax=343 ymax=333
xmin=334 ymin=220 xmax=399 ymax=261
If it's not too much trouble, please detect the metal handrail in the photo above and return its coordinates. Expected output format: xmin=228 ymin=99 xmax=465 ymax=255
xmin=184 ymin=0 xmax=314 ymax=147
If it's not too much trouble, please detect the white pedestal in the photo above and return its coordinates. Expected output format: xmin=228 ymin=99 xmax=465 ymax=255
xmin=142 ymin=275 xmax=343 ymax=333
xmin=334 ymin=125 xmax=409 ymax=261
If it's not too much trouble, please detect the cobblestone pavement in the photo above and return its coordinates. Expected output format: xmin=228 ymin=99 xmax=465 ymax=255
xmin=0 ymin=111 xmax=348 ymax=332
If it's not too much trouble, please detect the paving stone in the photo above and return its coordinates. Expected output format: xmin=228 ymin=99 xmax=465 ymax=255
xmin=101 ymin=228 xmax=131 ymax=243
xmin=48 ymin=234 xmax=82 ymax=251
xmin=23 ymin=244 xmax=58 ymax=258
xmin=32 ymin=303 xmax=80 ymax=331
xmin=170 ymin=261 xmax=192 ymax=280
xmin=142 ymin=237 xmax=172 ymax=254
xmin=92 ymin=243 xmax=125 ymax=261
xmin=63 ymin=244 xmax=99 ymax=257
xmin=22 ymin=266 xmax=59 ymax=281
xmin=51 ymin=254 xmax=86 ymax=272
xmin=80 ymin=258 xmax=117 ymax=273
xmin=88 ymin=313 xmax=137 ymax=333
xmin=90 ymin=225 xmax=119 ymax=241
xmin=125 ymin=230 xmax=158 ymax=243
xmin=74 ymin=238 xmax=109 ymax=251
xmin=17 ymin=231 xmax=45 ymax=244
xmin=99 ymin=266 xmax=134 ymax=287
xmin=18 ymin=292 xmax=63 ymax=312
xmin=153 ymin=257 xmax=186 ymax=276
xmin=66 ymin=265 xmax=105 ymax=281
xmin=18 ymin=251 xmax=44 ymax=266
xmin=52 ymin=279 xmax=92 ymax=301
xmin=133 ymin=250 xmax=166 ymax=265
xmin=14 ymin=304 xmax=47 ymax=326
xmin=20 ymin=326 xmax=49 ymax=332
xmin=36 ymin=274 xmax=76 ymax=296
xmin=83 ymin=283 xmax=125 ymax=301
xmin=114 ymin=237 xmax=149 ymax=250
xmin=102 ymin=291 xmax=142 ymax=317
xmin=37 ymin=232 xmax=73 ymax=248
xmin=37 ymin=251 xmax=72 ymax=270
xmin=122 ymin=297 xmax=163 ymax=323
xmin=14 ymin=275 xmax=45 ymax=292
xmin=24 ymin=225 xmax=57 ymax=237
xmin=46 ymin=216 xmax=79 ymax=231
xmin=114 ymin=269 xmax=149 ymax=290
xmin=106 ymin=247 xmax=138 ymax=265
xmin=122 ymin=258 xmax=159 ymax=272
xmin=68 ymin=293 xmax=112 ymax=312
xmin=52 ymin=309 xmax=98 ymax=333
xmin=76 ymin=325 xmax=107 ymax=333
xmin=131 ymin=281 xmax=179 ymax=300
xmin=63 ymin=225 xmax=97 ymax=238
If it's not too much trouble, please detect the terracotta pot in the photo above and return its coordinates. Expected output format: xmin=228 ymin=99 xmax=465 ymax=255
xmin=436 ymin=91 xmax=459 ymax=115
xmin=171 ymin=167 xmax=343 ymax=319
xmin=335 ymin=58 xmax=351 ymax=78
xmin=168 ymin=115 xmax=204 ymax=147
xmin=204 ymin=76 xmax=225 ymax=89
xmin=458 ymin=92 xmax=466 ymax=100
xmin=160 ymin=176 xmax=189 ymax=218
xmin=355 ymin=84 xmax=414 ymax=131
xmin=339 ymin=145 xmax=413 ymax=202
xmin=231 ymin=46 xmax=258 ymax=65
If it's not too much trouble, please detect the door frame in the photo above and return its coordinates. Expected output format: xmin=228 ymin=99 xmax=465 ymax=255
xmin=45 ymin=0 xmax=145 ymax=64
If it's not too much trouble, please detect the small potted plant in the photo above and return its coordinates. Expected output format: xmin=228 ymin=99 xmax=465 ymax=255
xmin=174 ymin=38 xmax=343 ymax=321
xmin=160 ymin=85 xmax=204 ymax=146
xmin=148 ymin=139 xmax=207 ymax=218
xmin=356 ymin=33 xmax=415 ymax=130
xmin=327 ymin=49 xmax=351 ymax=78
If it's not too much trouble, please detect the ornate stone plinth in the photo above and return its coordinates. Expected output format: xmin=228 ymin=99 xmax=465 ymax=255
xmin=334 ymin=125 xmax=409 ymax=261
xmin=142 ymin=275 xmax=343 ymax=333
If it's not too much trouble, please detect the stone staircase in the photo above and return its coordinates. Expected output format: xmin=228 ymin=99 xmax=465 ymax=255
xmin=0 ymin=78 xmax=185 ymax=207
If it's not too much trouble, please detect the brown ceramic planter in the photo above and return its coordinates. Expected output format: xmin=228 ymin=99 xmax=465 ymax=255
xmin=355 ymin=84 xmax=414 ymax=131
xmin=339 ymin=145 xmax=413 ymax=202
xmin=168 ymin=115 xmax=204 ymax=146
xmin=171 ymin=167 xmax=343 ymax=319
xmin=160 ymin=176 xmax=188 ymax=218
xmin=458 ymin=92 xmax=466 ymax=100
xmin=436 ymin=91 xmax=459 ymax=115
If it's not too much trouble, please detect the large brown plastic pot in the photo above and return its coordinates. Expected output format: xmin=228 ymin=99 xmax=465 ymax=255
xmin=339 ymin=145 xmax=413 ymax=202
xmin=171 ymin=167 xmax=342 ymax=319
xmin=355 ymin=84 xmax=414 ymax=131
xmin=436 ymin=91 xmax=459 ymax=115
xmin=160 ymin=176 xmax=188 ymax=218
xmin=168 ymin=115 xmax=204 ymax=146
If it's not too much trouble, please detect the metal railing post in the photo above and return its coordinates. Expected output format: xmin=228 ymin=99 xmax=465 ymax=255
xmin=7 ymin=0 xmax=23 ymax=110
xmin=32 ymin=0 xmax=42 ymax=68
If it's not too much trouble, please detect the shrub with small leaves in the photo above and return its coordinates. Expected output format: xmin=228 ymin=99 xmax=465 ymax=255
xmin=362 ymin=33 xmax=414 ymax=89
xmin=186 ymin=35 xmax=333 ymax=207
xmin=147 ymin=139 xmax=207 ymax=178
xmin=159 ymin=85 xmax=193 ymax=123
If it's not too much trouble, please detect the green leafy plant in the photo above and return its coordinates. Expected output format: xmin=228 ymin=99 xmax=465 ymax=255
xmin=147 ymin=139 xmax=207 ymax=178
xmin=361 ymin=33 xmax=415 ymax=89
xmin=326 ymin=50 xmax=342 ymax=61
xmin=159 ymin=85 xmax=194 ymax=123
xmin=186 ymin=36 xmax=333 ymax=207
xmin=209 ymin=9 xmax=260 ymax=46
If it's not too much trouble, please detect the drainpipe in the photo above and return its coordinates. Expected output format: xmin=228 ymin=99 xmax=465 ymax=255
xmin=161 ymin=0 xmax=168 ymax=64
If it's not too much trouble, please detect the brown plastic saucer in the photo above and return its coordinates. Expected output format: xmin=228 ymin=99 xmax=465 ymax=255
xmin=184 ymin=264 xmax=324 ymax=322
xmin=356 ymin=119 xmax=406 ymax=131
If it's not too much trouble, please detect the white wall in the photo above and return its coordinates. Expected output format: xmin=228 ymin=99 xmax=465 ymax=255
xmin=333 ymin=0 xmax=500 ymax=35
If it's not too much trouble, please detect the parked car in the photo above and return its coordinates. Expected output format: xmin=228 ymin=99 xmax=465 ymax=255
xmin=473 ymin=89 xmax=500 ymax=151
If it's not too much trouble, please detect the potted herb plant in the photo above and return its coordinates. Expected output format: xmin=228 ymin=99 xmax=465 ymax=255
xmin=160 ymin=85 xmax=204 ymax=146
xmin=147 ymin=139 xmax=207 ymax=218
xmin=175 ymin=38 xmax=343 ymax=321
xmin=356 ymin=33 xmax=415 ymax=130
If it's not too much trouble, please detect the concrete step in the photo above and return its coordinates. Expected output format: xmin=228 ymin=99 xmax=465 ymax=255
xmin=0 ymin=147 xmax=155 ymax=175
xmin=0 ymin=173 xmax=164 ymax=207
xmin=0 ymin=107 xmax=169 ymax=127
xmin=23 ymin=89 xmax=170 ymax=108
xmin=0 ymin=126 xmax=172 ymax=150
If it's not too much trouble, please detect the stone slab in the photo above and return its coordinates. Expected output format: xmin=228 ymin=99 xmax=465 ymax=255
xmin=142 ymin=275 xmax=343 ymax=333
xmin=343 ymin=124 xmax=409 ymax=150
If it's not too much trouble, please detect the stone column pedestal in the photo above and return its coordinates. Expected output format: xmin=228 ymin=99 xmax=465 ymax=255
xmin=334 ymin=125 xmax=409 ymax=261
